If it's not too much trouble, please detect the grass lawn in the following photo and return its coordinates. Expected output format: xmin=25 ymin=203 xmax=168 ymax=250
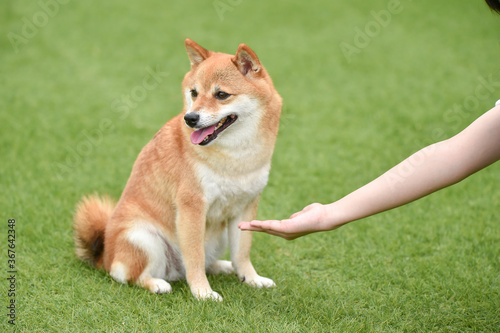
xmin=2 ymin=0 xmax=500 ymax=331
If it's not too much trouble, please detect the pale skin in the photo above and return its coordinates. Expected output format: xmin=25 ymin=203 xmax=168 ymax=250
xmin=239 ymin=103 xmax=500 ymax=240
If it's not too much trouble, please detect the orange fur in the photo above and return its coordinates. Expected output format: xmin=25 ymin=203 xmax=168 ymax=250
xmin=73 ymin=39 xmax=282 ymax=300
xmin=73 ymin=195 xmax=115 ymax=268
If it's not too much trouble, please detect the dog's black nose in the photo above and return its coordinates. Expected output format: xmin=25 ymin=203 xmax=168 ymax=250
xmin=184 ymin=113 xmax=199 ymax=127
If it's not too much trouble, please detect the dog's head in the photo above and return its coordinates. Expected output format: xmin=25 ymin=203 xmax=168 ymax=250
xmin=182 ymin=39 xmax=281 ymax=147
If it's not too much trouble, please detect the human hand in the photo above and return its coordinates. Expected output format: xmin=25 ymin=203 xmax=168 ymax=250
xmin=238 ymin=203 xmax=334 ymax=240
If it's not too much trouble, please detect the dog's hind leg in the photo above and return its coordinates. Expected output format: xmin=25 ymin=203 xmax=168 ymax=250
xmin=122 ymin=221 xmax=175 ymax=294
xmin=138 ymin=277 xmax=172 ymax=294
xmin=108 ymin=236 xmax=171 ymax=293
xmin=207 ymin=260 xmax=235 ymax=275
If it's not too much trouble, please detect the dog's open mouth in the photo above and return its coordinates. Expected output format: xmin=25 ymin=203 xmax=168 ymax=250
xmin=190 ymin=115 xmax=238 ymax=146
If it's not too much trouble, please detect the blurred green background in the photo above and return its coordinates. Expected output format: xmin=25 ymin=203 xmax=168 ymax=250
xmin=1 ymin=0 xmax=499 ymax=331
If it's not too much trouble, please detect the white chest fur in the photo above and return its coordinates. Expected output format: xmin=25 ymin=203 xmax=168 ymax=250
xmin=196 ymin=162 xmax=270 ymax=224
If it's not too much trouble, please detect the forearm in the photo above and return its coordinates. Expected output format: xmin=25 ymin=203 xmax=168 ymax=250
xmin=325 ymin=105 xmax=500 ymax=227
xmin=326 ymin=140 xmax=463 ymax=224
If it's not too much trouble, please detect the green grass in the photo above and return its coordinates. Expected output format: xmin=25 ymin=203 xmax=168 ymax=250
xmin=2 ymin=0 xmax=500 ymax=331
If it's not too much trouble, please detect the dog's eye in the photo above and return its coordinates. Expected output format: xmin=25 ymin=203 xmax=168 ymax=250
xmin=190 ymin=89 xmax=198 ymax=98
xmin=215 ymin=91 xmax=230 ymax=100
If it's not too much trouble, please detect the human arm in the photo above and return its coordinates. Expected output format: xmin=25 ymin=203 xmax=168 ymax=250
xmin=239 ymin=104 xmax=500 ymax=240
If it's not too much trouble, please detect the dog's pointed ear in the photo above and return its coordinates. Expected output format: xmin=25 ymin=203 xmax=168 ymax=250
xmin=185 ymin=39 xmax=211 ymax=66
xmin=232 ymin=44 xmax=262 ymax=76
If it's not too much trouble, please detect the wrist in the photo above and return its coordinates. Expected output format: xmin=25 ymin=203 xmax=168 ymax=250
xmin=321 ymin=202 xmax=350 ymax=231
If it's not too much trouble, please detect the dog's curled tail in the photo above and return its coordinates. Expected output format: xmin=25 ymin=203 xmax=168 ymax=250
xmin=73 ymin=195 xmax=115 ymax=268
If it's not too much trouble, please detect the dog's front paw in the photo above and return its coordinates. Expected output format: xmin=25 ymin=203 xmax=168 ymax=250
xmin=193 ymin=289 xmax=223 ymax=302
xmin=243 ymin=275 xmax=276 ymax=288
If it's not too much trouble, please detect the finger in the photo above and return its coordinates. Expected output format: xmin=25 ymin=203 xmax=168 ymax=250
xmin=257 ymin=227 xmax=307 ymax=240
xmin=240 ymin=220 xmax=281 ymax=227
xmin=238 ymin=221 xmax=264 ymax=231
xmin=249 ymin=220 xmax=281 ymax=232
xmin=241 ymin=220 xmax=307 ymax=240
xmin=239 ymin=221 xmax=290 ymax=238
xmin=238 ymin=221 xmax=250 ymax=229
xmin=289 ymin=203 xmax=321 ymax=219
xmin=261 ymin=219 xmax=303 ymax=235
xmin=239 ymin=220 xmax=283 ymax=231
xmin=290 ymin=209 xmax=310 ymax=219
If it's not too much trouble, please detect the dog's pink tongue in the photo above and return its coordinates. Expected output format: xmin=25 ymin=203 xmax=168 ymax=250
xmin=190 ymin=125 xmax=216 ymax=145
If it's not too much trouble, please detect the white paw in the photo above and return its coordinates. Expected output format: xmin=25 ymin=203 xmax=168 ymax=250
xmin=110 ymin=262 xmax=128 ymax=284
xmin=244 ymin=275 xmax=276 ymax=288
xmin=193 ymin=289 xmax=223 ymax=302
xmin=207 ymin=260 xmax=235 ymax=275
xmin=148 ymin=278 xmax=172 ymax=294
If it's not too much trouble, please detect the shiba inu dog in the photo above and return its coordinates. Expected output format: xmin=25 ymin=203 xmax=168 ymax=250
xmin=73 ymin=39 xmax=282 ymax=301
